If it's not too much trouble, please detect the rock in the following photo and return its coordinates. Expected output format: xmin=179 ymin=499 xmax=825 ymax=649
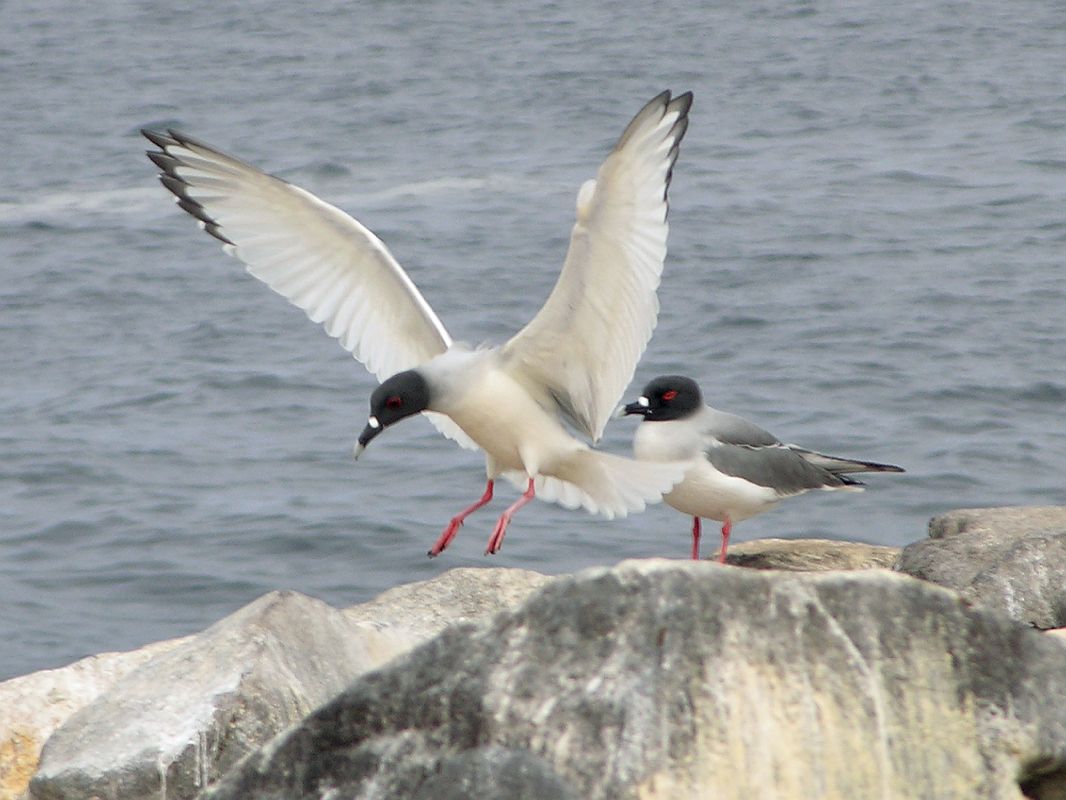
xmin=200 ymin=560 xmax=1066 ymax=800
xmin=29 ymin=591 xmax=368 ymax=800
xmin=724 ymin=538 xmax=900 ymax=571
xmin=0 ymin=638 xmax=189 ymax=800
xmin=342 ymin=566 xmax=553 ymax=660
xmin=896 ymin=506 xmax=1066 ymax=628
xmin=28 ymin=567 xmax=550 ymax=800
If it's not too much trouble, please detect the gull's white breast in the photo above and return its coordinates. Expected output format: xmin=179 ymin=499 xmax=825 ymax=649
xmin=423 ymin=348 xmax=583 ymax=476
xmin=634 ymin=419 xmax=781 ymax=522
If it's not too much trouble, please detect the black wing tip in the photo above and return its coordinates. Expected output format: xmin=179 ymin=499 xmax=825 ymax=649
xmin=146 ymin=150 xmax=180 ymax=172
xmin=143 ymin=127 xmax=241 ymax=165
xmin=176 ymin=195 xmax=214 ymax=225
xmin=649 ymin=89 xmax=673 ymax=107
xmin=843 ymin=459 xmax=906 ymax=474
xmin=141 ymin=128 xmax=174 ymax=149
xmin=614 ymin=91 xmax=693 ymax=210
xmin=648 ymin=89 xmax=693 ymax=112
xmin=796 ymin=446 xmax=907 ymax=477
xmin=202 ymin=222 xmax=235 ymax=246
xmin=669 ymin=90 xmax=694 ymax=117
xmin=870 ymin=463 xmax=906 ymax=473
xmin=162 ymin=128 xmax=217 ymax=153
xmin=615 ymin=89 xmax=691 ymax=153
xmin=142 ymin=129 xmax=237 ymax=247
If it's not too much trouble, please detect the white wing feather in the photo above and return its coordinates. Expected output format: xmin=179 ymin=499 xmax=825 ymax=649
xmin=145 ymin=130 xmax=478 ymax=450
xmin=144 ymin=130 xmax=450 ymax=379
xmin=502 ymin=91 xmax=692 ymax=442
xmin=501 ymin=449 xmax=685 ymax=518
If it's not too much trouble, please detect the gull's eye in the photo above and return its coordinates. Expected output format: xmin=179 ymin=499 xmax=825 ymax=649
xmin=662 ymin=390 xmax=678 ymax=402
xmin=386 ymin=396 xmax=403 ymax=410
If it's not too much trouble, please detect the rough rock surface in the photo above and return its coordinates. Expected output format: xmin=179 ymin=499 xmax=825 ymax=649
xmin=201 ymin=560 xmax=1066 ymax=800
xmin=724 ymin=538 xmax=899 ymax=571
xmin=28 ymin=567 xmax=549 ymax=800
xmin=0 ymin=638 xmax=189 ymax=800
xmin=896 ymin=506 xmax=1066 ymax=628
xmin=29 ymin=592 xmax=371 ymax=800
xmin=342 ymin=566 xmax=553 ymax=659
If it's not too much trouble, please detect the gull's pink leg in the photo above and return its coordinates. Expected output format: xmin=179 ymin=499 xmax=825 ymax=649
xmin=485 ymin=478 xmax=535 ymax=555
xmin=691 ymin=516 xmax=702 ymax=561
xmin=427 ymin=480 xmax=494 ymax=558
xmin=717 ymin=514 xmax=732 ymax=564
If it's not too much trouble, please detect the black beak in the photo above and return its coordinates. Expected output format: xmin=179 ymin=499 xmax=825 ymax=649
xmin=352 ymin=416 xmax=383 ymax=460
xmin=623 ymin=399 xmax=650 ymax=417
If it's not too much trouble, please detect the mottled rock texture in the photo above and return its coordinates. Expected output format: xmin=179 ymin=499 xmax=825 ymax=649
xmin=200 ymin=560 xmax=1066 ymax=800
xmin=897 ymin=506 xmax=1066 ymax=628
xmin=342 ymin=566 xmax=553 ymax=657
xmin=724 ymin=538 xmax=899 ymax=571
xmin=27 ymin=568 xmax=549 ymax=800
xmin=0 ymin=638 xmax=189 ymax=800
xmin=29 ymin=591 xmax=371 ymax=800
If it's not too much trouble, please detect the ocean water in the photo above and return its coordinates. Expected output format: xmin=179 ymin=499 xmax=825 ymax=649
xmin=2 ymin=0 xmax=1065 ymax=680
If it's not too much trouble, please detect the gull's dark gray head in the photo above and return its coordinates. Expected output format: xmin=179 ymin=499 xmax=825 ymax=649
xmin=353 ymin=370 xmax=431 ymax=459
xmin=624 ymin=375 xmax=703 ymax=422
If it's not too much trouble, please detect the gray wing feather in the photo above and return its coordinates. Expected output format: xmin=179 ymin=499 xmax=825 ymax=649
xmin=703 ymin=443 xmax=855 ymax=495
xmin=702 ymin=407 xmax=782 ymax=448
xmin=789 ymin=446 xmax=905 ymax=475
xmin=700 ymin=405 xmax=903 ymax=491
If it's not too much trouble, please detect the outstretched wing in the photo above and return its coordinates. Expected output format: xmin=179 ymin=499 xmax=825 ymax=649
xmin=143 ymin=129 xmax=451 ymax=383
xmin=145 ymin=130 xmax=479 ymax=450
xmin=502 ymin=91 xmax=692 ymax=442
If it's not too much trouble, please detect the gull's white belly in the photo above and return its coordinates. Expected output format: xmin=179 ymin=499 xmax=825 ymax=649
xmin=437 ymin=366 xmax=581 ymax=475
xmin=663 ymin=459 xmax=781 ymax=522
xmin=634 ymin=421 xmax=779 ymax=522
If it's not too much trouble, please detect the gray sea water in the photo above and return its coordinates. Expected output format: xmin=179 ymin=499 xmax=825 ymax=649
xmin=2 ymin=0 xmax=1065 ymax=680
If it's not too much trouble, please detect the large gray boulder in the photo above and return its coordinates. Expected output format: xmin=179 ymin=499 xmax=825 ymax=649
xmin=897 ymin=506 xmax=1066 ymax=628
xmin=29 ymin=592 xmax=373 ymax=800
xmin=29 ymin=568 xmax=550 ymax=800
xmin=201 ymin=560 xmax=1066 ymax=800
xmin=0 ymin=638 xmax=190 ymax=800
xmin=342 ymin=566 xmax=554 ymax=652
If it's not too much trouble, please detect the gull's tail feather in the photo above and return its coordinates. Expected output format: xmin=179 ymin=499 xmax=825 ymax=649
xmin=504 ymin=451 xmax=687 ymax=519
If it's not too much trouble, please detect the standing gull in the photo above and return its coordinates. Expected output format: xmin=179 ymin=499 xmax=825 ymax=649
xmin=623 ymin=375 xmax=904 ymax=562
xmin=144 ymin=91 xmax=692 ymax=557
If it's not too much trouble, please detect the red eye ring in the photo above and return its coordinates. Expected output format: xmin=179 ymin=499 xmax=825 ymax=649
xmin=662 ymin=390 xmax=678 ymax=401
xmin=385 ymin=396 xmax=403 ymax=409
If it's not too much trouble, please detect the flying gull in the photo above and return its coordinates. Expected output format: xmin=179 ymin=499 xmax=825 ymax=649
xmin=144 ymin=91 xmax=693 ymax=556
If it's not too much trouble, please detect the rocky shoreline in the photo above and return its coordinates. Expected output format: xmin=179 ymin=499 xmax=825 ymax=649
xmin=4 ymin=507 xmax=1066 ymax=800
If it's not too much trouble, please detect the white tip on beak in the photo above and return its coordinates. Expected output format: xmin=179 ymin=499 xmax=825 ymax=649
xmin=354 ymin=416 xmax=381 ymax=461
xmin=613 ymin=404 xmax=627 ymax=419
